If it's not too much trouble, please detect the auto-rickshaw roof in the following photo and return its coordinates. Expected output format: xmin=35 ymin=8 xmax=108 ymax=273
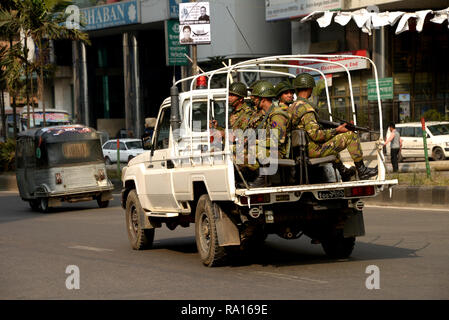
xmin=18 ymin=125 xmax=99 ymax=143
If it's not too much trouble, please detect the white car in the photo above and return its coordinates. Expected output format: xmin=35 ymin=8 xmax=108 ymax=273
xmin=393 ymin=122 xmax=449 ymax=161
xmin=102 ymin=139 xmax=144 ymax=164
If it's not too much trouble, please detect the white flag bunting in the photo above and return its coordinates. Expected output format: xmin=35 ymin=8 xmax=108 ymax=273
xmin=300 ymin=7 xmax=449 ymax=35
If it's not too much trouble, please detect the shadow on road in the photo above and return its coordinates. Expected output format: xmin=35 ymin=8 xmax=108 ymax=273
xmin=146 ymin=234 xmax=421 ymax=268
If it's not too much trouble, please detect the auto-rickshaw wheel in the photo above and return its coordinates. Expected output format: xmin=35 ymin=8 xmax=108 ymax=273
xmin=38 ymin=197 xmax=50 ymax=213
xmin=29 ymin=200 xmax=39 ymax=211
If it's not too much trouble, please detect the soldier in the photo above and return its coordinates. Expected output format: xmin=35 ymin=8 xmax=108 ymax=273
xmin=211 ymin=82 xmax=254 ymax=139
xmin=289 ymin=73 xmax=377 ymax=181
xmin=239 ymin=81 xmax=290 ymax=187
xmin=274 ymin=80 xmax=295 ymax=106
xmin=248 ymin=80 xmax=264 ymax=108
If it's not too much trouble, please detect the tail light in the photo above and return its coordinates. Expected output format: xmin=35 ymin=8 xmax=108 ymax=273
xmin=240 ymin=194 xmax=270 ymax=205
xmin=345 ymin=186 xmax=375 ymax=197
xmin=55 ymin=173 xmax=62 ymax=185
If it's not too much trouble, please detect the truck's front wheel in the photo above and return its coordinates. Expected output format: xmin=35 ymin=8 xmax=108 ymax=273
xmin=126 ymin=190 xmax=154 ymax=250
xmin=321 ymin=235 xmax=355 ymax=259
xmin=195 ymin=194 xmax=227 ymax=267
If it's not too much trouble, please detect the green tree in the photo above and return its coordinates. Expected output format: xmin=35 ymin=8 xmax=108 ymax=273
xmin=0 ymin=0 xmax=89 ymax=132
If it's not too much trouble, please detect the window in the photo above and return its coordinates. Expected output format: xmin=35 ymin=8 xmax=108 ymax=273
xmin=119 ymin=142 xmax=126 ymax=151
xmin=103 ymin=142 xmax=113 ymax=150
xmin=45 ymin=140 xmax=103 ymax=166
xmin=400 ymin=127 xmax=415 ymax=137
xmin=126 ymin=141 xmax=142 ymax=149
xmin=414 ymin=127 xmax=424 ymax=137
xmin=154 ymin=108 xmax=171 ymax=150
xmin=191 ymin=100 xmax=226 ymax=132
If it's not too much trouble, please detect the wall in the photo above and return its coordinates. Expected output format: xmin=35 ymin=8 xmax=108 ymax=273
xmin=198 ymin=0 xmax=291 ymax=61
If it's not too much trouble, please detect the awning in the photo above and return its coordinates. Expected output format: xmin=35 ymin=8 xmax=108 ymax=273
xmin=300 ymin=7 xmax=449 ymax=35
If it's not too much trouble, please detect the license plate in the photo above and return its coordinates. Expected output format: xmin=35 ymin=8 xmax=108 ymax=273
xmin=317 ymin=189 xmax=345 ymax=200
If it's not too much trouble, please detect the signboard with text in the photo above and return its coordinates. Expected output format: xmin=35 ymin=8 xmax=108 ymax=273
xmin=165 ymin=20 xmax=189 ymax=66
xmin=266 ymin=0 xmax=342 ymax=22
xmin=80 ymin=0 xmax=140 ymax=31
xmin=367 ymin=77 xmax=394 ymax=101
xmin=288 ymin=50 xmax=369 ymax=76
xmin=179 ymin=2 xmax=211 ymax=45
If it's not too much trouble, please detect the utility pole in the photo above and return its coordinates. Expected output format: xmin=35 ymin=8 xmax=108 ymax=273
xmin=190 ymin=0 xmax=198 ymax=76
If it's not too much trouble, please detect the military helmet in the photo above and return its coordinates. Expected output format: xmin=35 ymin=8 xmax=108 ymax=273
xmin=251 ymin=80 xmax=276 ymax=98
xmin=293 ymin=73 xmax=316 ymax=89
xmin=248 ymin=80 xmax=263 ymax=93
xmin=229 ymin=82 xmax=247 ymax=98
xmin=275 ymin=80 xmax=295 ymax=97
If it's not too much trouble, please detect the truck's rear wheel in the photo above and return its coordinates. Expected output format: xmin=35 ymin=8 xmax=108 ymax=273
xmin=126 ymin=190 xmax=154 ymax=250
xmin=195 ymin=194 xmax=227 ymax=267
xmin=321 ymin=235 xmax=355 ymax=259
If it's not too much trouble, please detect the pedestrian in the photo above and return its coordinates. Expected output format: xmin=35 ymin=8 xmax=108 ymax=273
xmin=384 ymin=122 xmax=402 ymax=173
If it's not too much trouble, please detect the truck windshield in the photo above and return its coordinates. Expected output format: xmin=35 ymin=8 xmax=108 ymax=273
xmin=45 ymin=140 xmax=104 ymax=166
xmin=428 ymin=124 xmax=449 ymax=136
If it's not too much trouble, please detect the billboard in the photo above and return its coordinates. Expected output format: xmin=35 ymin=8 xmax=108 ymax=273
xmin=179 ymin=2 xmax=211 ymax=45
xmin=266 ymin=0 xmax=342 ymax=22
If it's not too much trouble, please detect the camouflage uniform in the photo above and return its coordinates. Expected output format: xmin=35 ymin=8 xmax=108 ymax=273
xmin=229 ymin=102 xmax=255 ymax=131
xmin=238 ymin=102 xmax=290 ymax=171
xmin=289 ymin=97 xmax=363 ymax=163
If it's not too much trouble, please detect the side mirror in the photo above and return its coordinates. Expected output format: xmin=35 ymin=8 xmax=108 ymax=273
xmin=141 ymin=134 xmax=152 ymax=150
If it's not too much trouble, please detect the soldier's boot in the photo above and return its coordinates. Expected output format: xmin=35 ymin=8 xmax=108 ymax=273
xmin=248 ymin=169 xmax=271 ymax=188
xmin=355 ymin=160 xmax=378 ymax=180
xmin=333 ymin=161 xmax=356 ymax=182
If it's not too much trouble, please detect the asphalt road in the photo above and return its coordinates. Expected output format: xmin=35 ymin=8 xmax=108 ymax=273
xmin=0 ymin=191 xmax=448 ymax=300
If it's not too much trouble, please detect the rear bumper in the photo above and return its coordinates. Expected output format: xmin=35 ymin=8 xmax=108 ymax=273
xmin=36 ymin=182 xmax=114 ymax=198
xmin=235 ymin=179 xmax=398 ymax=206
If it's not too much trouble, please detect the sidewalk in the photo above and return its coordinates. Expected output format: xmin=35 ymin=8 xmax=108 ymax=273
xmin=341 ymin=141 xmax=449 ymax=173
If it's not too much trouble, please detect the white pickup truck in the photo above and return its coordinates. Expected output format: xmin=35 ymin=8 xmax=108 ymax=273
xmin=121 ymin=55 xmax=398 ymax=267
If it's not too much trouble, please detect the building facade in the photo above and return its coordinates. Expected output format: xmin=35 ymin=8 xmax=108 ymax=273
xmin=55 ymin=0 xmax=290 ymax=139
xmin=266 ymin=0 xmax=449 ymax=130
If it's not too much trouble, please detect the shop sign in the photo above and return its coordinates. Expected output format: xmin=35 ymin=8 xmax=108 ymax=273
xmin=288 ymin=50 xmax=369 ymax=76
xmin=169 ymin=0 xmax=190 ymax=19
xmin=80 ymin=0 xmax=141 ymax=31
xmin=179 ymin=2 xmax=211 ymax=45
xmin=165 ymin=20 xmax=189 ymax=66
xmin=367 ymin=77 xmax=393 ymax=101
xmin=266 ymin=0 xmax=342 ymax=22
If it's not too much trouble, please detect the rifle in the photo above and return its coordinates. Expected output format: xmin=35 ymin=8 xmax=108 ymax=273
xmin=318 ymin=119 xmax=378 ymax=133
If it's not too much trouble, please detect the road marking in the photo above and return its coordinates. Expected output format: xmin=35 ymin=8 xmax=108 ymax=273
xmin=68 ymin=245 xmax=114 ymax=252
xmin=255 ymin=271 xmax=328 ymax=284
xmin=365 ymin=204 xmax=449 ymax=212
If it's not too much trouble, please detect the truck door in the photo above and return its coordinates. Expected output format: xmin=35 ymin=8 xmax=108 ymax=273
xmin=144 ymin=106 xmax=180 ymax=211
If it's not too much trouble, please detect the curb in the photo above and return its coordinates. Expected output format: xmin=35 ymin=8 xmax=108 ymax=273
xmin=365 ymin=185 xmax=449 ymax=208
xmin=2 ymin=174 xmax=448 ymax=208
xmin=0 ymin=174 xmax=17 ymax=192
